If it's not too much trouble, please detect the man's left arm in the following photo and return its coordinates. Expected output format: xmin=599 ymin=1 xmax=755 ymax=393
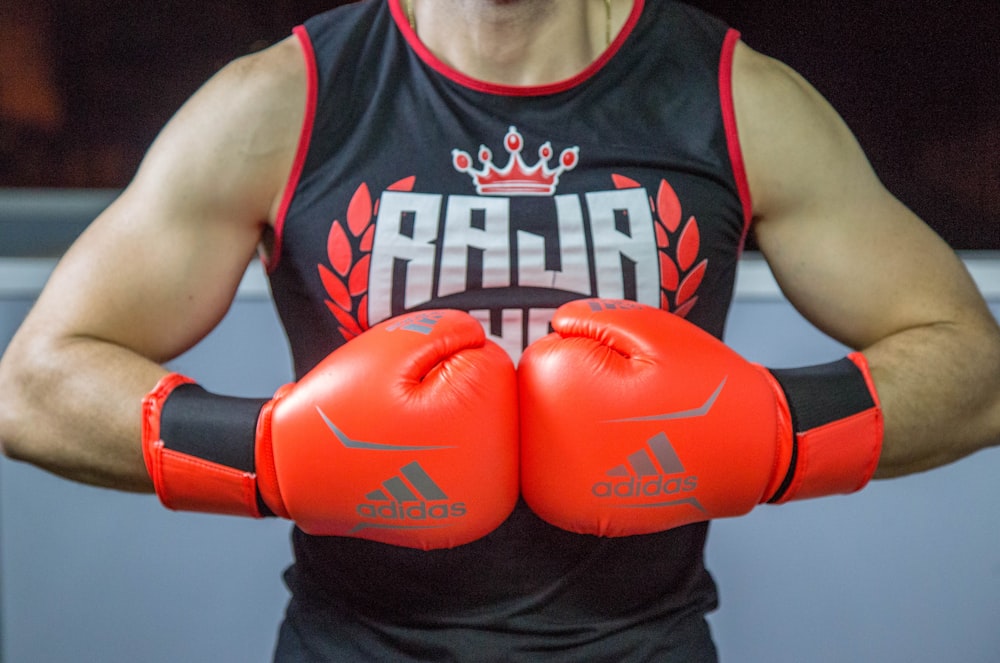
xmin=732 ymin=40 xmax=1000 ymax=478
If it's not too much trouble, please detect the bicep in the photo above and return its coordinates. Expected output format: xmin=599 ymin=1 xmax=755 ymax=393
xmin=26 ymin=38 xmax=306 ymax=362
xmin=733 ymin=42 xmax=990 ymax=350
xmin=34 ymin=189 xmax=257 ymax=363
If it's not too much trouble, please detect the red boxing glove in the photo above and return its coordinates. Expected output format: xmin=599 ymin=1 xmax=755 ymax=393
xmin=142 ymin=309 xmax=518 ymax=550
xmin=518 ymin=299 xmax=883 ymax=537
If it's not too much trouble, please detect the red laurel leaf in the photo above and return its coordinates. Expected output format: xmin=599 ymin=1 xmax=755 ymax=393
xmin=360 ymin=225 xmax=375 ymax=252
xmin=327 ymin=220 xmax=352 ymax=277
xmin=660 ymin=252 xmax=680 ymax=292
xmin=611 ymin=173 xmax=642 ymax=189
xmin=339 ymin=326 xmax=359 ymax=341
xmin=676 ymin=259 xmax=707 ymax=305
xmin=655 ymin=219 xmax=669 ymax=249
xmin=673 ymin=296 xmax=698 ymax=319
xmin=677 ymin=216 xmax=700 ymax=272
xmin=326 ymin=300 xmax=363 ymax=336
xmin=347 ymin=183 xmax=373 ymax=235
xmin=348 ymin=254 xmax=371 ymax=296
xmin=656 ymin=179 xmax=682 ymax=233
xmin=318 ymin=264 xmax=352 ymax=311
xmin=387 ymin=176 xmax=416 ymax=191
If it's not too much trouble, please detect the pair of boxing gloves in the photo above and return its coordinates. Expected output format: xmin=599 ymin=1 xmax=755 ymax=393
xmin=142 ymin=299 xmax=883 ymax=551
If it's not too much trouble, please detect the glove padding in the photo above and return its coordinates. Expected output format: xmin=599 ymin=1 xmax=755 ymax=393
xmin=143 ymin=309 xmax=519 ymax=550
xmin=518 ymin=298 xmax=882 ymax=537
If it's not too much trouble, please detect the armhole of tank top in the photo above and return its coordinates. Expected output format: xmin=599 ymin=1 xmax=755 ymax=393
xmin=718 ymin=28 xmax=754 ymax=254
xmin=266 ymin=25 xmax=319 ymax=274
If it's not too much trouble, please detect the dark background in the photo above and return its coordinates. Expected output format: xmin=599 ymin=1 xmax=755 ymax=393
xmin=2 ymin=0 xmax=997 ymax=249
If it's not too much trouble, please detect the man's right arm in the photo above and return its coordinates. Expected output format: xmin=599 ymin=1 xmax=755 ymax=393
xmin=0 ymin=36 xmax=308 ymax=491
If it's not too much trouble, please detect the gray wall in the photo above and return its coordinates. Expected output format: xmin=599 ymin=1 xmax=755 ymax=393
xmin=2 ymin=256 xmax=998 ymax=663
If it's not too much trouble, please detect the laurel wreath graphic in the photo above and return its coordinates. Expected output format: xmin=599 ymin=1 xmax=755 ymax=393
xmin=613 ymin=174 xmax=707 ymax=318
xmin=319 ymin=176 xmax=417 ymax=341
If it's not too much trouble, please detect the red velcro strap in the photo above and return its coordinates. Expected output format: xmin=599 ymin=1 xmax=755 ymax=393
xmin=147 ymin=443 xmax=261 ymax=516
xmin=141 ymin=373 xmax=262 ymax=517
xmin=776 ymin=407 xmax=882 ymax=502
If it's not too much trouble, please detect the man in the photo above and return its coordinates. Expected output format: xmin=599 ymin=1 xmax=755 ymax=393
xmin=1 ymin=1 xmax=998 ymax=660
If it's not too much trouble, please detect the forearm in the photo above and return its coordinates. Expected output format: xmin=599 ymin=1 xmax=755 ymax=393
xmin=0 ymin=332 xmax=165 ymax=492
xmin=867 ymin=316 xmax=1000 ymax=478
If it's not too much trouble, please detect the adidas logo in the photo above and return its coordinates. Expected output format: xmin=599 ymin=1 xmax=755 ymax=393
xmin=384 ymin=311 xmax=445 ymax=335
xmin=592 ymin=432 xmax=705 ymax=512
xmin=351 ymin=461 xmax=466 ymax=534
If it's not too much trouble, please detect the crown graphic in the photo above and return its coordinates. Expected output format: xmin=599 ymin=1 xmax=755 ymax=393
xmin=452 ymin=126 xmax=579 ymax=196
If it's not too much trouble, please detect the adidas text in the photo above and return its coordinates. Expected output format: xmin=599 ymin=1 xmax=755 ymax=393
xmin=592 ymin=475 xmax=698 ymax=499
xmin=356 ymin=501 xmax=467 ymax=521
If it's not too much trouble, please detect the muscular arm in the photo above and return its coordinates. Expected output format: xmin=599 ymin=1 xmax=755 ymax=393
xmin=732 ymin=41 xmax=1000 ymax=478
xmin=0 ymin=37 xmax=306 ymax=490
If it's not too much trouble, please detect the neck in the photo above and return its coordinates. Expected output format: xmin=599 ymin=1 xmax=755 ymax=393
xmin=408 ymin=0 xmax=628 ymax=86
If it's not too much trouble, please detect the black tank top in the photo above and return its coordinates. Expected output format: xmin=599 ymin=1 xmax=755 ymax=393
xmin=268 ymin=1 xmax=750 ymax=659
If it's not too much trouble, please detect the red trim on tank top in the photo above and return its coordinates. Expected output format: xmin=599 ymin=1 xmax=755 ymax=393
xmin=388 ymin=0 xmax=645 ymax=97
xmin=267 ymin=25 xmax=319 ymax=274
xmin=718 ymin=28 xmax=753 ymax=253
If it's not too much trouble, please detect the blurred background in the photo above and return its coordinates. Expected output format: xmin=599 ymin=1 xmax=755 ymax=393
xmin=1 ymin=0 xmax=997 ymax=249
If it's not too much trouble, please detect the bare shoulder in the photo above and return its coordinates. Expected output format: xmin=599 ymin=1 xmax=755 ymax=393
xmin=16 ymin=35 xmax=312 ymax=362
xmin=201 ymin=34 xmax=308 ymax=130
xmin=129 ymin=34 xmax=309 ymax=226
xmin=729 ymin=40 xmax=990 ymax=349
xmin=729 ymin=40 xmax=878 ymax=223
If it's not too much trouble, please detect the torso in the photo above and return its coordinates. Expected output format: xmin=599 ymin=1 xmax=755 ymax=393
xmin=268 ymin=1 xmax=749 ymax=659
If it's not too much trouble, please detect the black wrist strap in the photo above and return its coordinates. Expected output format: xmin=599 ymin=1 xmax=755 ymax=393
xmin=158 ymin=383 xmax=273 ymax=515
xmin=769 ymin=357 xmax=876 ymax=433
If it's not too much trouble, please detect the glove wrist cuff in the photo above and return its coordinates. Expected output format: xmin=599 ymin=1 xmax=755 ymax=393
xmin=764 ymin=353 xmax=883 ymax=503
xmin=141 ymin=373 xmax=271 ymax=517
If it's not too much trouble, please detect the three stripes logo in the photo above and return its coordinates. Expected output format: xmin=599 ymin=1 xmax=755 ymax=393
xmin=592 ymin=432 xmax=706 ymax=513
xmin=384 ymin=311 xmax=445 ymax=335
xmin=592 ymin=376 xmax=727 ymax=512
xmin=352 ymin=461 xmax=466 ymax=533
xmin=315 ymin=409 xmax=464 ymax=534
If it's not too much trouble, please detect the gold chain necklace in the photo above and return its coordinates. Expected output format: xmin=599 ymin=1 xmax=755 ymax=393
xmin=405 ymin=0 xmax=615 ymax=48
